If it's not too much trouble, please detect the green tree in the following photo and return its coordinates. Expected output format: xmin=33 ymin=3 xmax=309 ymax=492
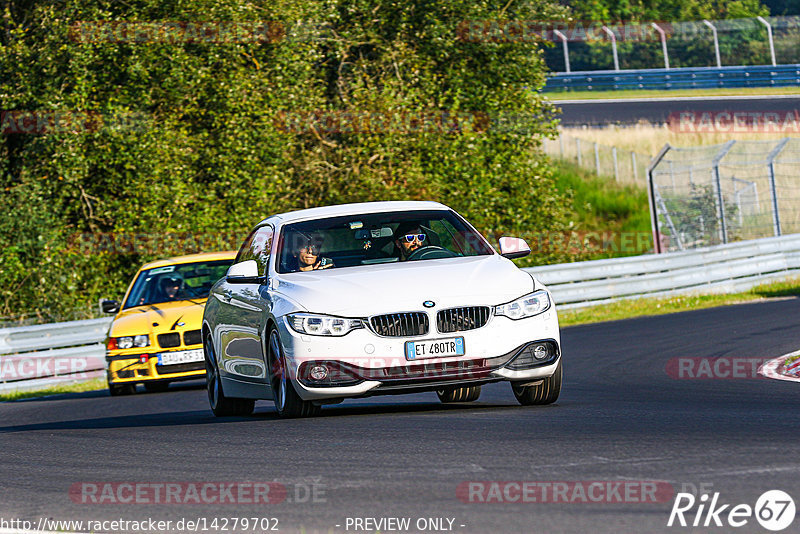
xmin=1 ymin=0 xmax=571 ymax=319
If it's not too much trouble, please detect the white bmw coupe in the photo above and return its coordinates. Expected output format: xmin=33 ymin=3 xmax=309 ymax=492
xmin=202 ymin=201 xmax=562 ymax=417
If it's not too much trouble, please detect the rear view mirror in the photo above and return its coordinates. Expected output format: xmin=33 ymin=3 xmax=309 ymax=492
xmin=100 ymin=299 xmax=119 ymax=314
xmin=498 ymin=237 xmax=531 ymax=259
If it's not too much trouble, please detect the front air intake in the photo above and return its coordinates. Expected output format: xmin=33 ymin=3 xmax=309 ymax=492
xmin=436 ymin=306 xmax=491 ymax=333
xmin=369 ymin=312 xmax=429 ymax=337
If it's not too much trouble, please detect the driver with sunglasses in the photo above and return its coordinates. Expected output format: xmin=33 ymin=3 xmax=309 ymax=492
xmin=393 ymin=222 xmax=429 ymax=261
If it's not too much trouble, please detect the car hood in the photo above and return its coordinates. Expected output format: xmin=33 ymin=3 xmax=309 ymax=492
xmin=109 ymin=299 xmax=208 ymax=337
xmin=273 ymin=255 xmax=535 ymax=316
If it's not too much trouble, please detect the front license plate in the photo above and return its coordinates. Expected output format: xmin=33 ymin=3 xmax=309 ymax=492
xmin=405 ymin=337 xmax=465 ymax=361
xmin=157 ymin=349 xmax=204 ymax=366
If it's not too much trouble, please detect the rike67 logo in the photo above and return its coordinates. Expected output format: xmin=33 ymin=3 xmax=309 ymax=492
xmin=668 ymin=490 xmax=795 ymax=531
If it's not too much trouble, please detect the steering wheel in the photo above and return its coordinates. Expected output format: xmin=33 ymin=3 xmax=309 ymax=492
xmin=405 ymin=245 xmax=458 ymax=261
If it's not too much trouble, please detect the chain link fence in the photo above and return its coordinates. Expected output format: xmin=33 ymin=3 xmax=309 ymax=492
xmin=648 ymin=138 xmax=800 ymax=252
xmin=543 ymin=131 xmax=651 ymax=185
xmin=543 ymin=16 xmax=800 ymax=73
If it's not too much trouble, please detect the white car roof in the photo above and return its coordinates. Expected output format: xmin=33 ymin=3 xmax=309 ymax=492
xmin=262 ymin=201 xmax=451 ymax=226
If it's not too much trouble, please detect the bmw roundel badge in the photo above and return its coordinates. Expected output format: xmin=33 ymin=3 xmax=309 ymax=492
xmin=423 ymin=301 xmax=435 ymax=308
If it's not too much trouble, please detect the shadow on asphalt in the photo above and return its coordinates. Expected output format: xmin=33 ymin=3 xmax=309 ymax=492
xmin=6 ymin=380 xmax=207 ymax=403
xmin=0 ymin=399 xmax=536 ymax=433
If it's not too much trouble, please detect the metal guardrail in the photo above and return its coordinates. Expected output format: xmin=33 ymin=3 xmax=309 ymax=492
xmin=528 ymin=233 xmax=800 ymax=309
xmin=3 ymin=235 xmax=800 ymax=393
xmin=544 ymin=64 xmax=800 ymax=92
xmin=0 ymin=317 xmax=112 ymax=394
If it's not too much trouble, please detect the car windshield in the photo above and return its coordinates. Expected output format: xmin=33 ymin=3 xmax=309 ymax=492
xmin=276 ymin=210 xmax=495 ymax=274
xmin=123 ymin=260 xmax=232 ymax=309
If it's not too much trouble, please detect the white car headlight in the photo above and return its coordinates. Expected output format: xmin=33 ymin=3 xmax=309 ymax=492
xmin=115 ymin=335 xmax=150 ymax=349
xmin=287 ymin=313 xmax=364 ymax=336
xmin=495 ymin=290 xmax=551 ymax=320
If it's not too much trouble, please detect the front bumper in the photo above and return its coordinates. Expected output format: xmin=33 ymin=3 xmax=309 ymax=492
xmin=106 ymin=349 xmax=205 ymax=384
xmin=278 ymin=307 xmax=561 ymax=401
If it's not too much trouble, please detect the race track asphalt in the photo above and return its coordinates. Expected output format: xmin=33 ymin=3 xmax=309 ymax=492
xmin=553 ymin=95 xmax=800 ymax=127
xmin=1 ymin=297 xmax=800 ymax=534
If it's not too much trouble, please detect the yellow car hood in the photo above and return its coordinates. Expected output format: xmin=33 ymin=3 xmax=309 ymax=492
xmin=109 ymin=299 xmax=208 ymax=338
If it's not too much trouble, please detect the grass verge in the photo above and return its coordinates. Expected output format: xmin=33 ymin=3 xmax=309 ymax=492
xmin=558 ymin=277 xmax=800 ymax=327
xmin=551 ymin=159 xmax=652 ymax=259
xmin=0 ymin=378 xmax=107 ymax=402
xmin=545 ymin=86 xmax=800 ymax=101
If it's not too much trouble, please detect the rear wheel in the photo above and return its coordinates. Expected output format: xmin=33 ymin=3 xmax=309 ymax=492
xmin=108 ymin=382 xmax=135 ymax=396
xmin=511 ymin=360 xmax=562 ymax=406
xmin=144 ymin=382 xmax=169 ymax=393
xmin=204 ymin=331 xmax=255 ymax=417
xmin=268 ymin=328 xmax=320 ymax=418
xmin=437 ymin=385 xmax=482 ymax=403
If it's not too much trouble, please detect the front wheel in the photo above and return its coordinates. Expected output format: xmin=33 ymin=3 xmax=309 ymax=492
xmin=268 ymin=328 xmax=320 ymax=418
xmin=205 ymin=332 xmax=255 ymax=417
xmin=437 ymin=385 xmax=481 ymax=403
xmin=511 ymin=360 xmax=562 ymax=406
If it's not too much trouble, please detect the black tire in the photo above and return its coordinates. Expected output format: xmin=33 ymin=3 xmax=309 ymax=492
xmin=144 ymin=382 xmax=170 ymax=393
xmin=437 ymin=385 xmax=482 ymax=403
xmin=204 ymin=331 xmax=255 ymax=417
xmin=268 ymin=328 xmax=321 ymax=418
xmin=108 ymin=382 xmax=135 ymax=396
xmin=511 ymin=360 xmax=562 ymax=406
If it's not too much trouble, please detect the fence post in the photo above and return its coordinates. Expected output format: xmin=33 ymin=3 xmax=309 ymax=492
xmin=767 ymin=137 xmax=790 ymax=236
xmin=651 ymin=23 xmax=670 ymax=69
xmin=631 ymin=152 xmax=638 ymax=181
xmin=554 ymin=29 xmax=571 ymax=73
xmin=602 ymin=26 xmax=620 ymax=71
xmin=703 ymin=20 xmax=722 ymax=68
xmin=647 ymin=144 xmax=672 ymax=254
xmin=612 ymin=146 xmax=619 ymax=182
xmin=712 ymin=140 xmax=736 ymax=244
xmin=594 ymin=143 xmax=601 ymax=175
xmin=757 ymin=16 xmax=777 ymax=67
xmin=576 ymin=138 xmax=582 ymax=166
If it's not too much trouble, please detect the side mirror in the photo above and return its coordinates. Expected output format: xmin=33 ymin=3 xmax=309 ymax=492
xmin=498 ymin=237 xmax=531 ymax=259
xmin=226 ymin=260 xmax=265 ymax=284
xmin=100 ymin=299 xmax=119 ymax=314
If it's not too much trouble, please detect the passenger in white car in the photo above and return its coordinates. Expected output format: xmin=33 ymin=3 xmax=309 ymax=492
xmin=288 ymin=232 xmax=334 ymax=272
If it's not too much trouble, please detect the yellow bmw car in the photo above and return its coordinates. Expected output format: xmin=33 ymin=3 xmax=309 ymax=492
xmin=101 ymin=251 xmax=236 ymax=395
